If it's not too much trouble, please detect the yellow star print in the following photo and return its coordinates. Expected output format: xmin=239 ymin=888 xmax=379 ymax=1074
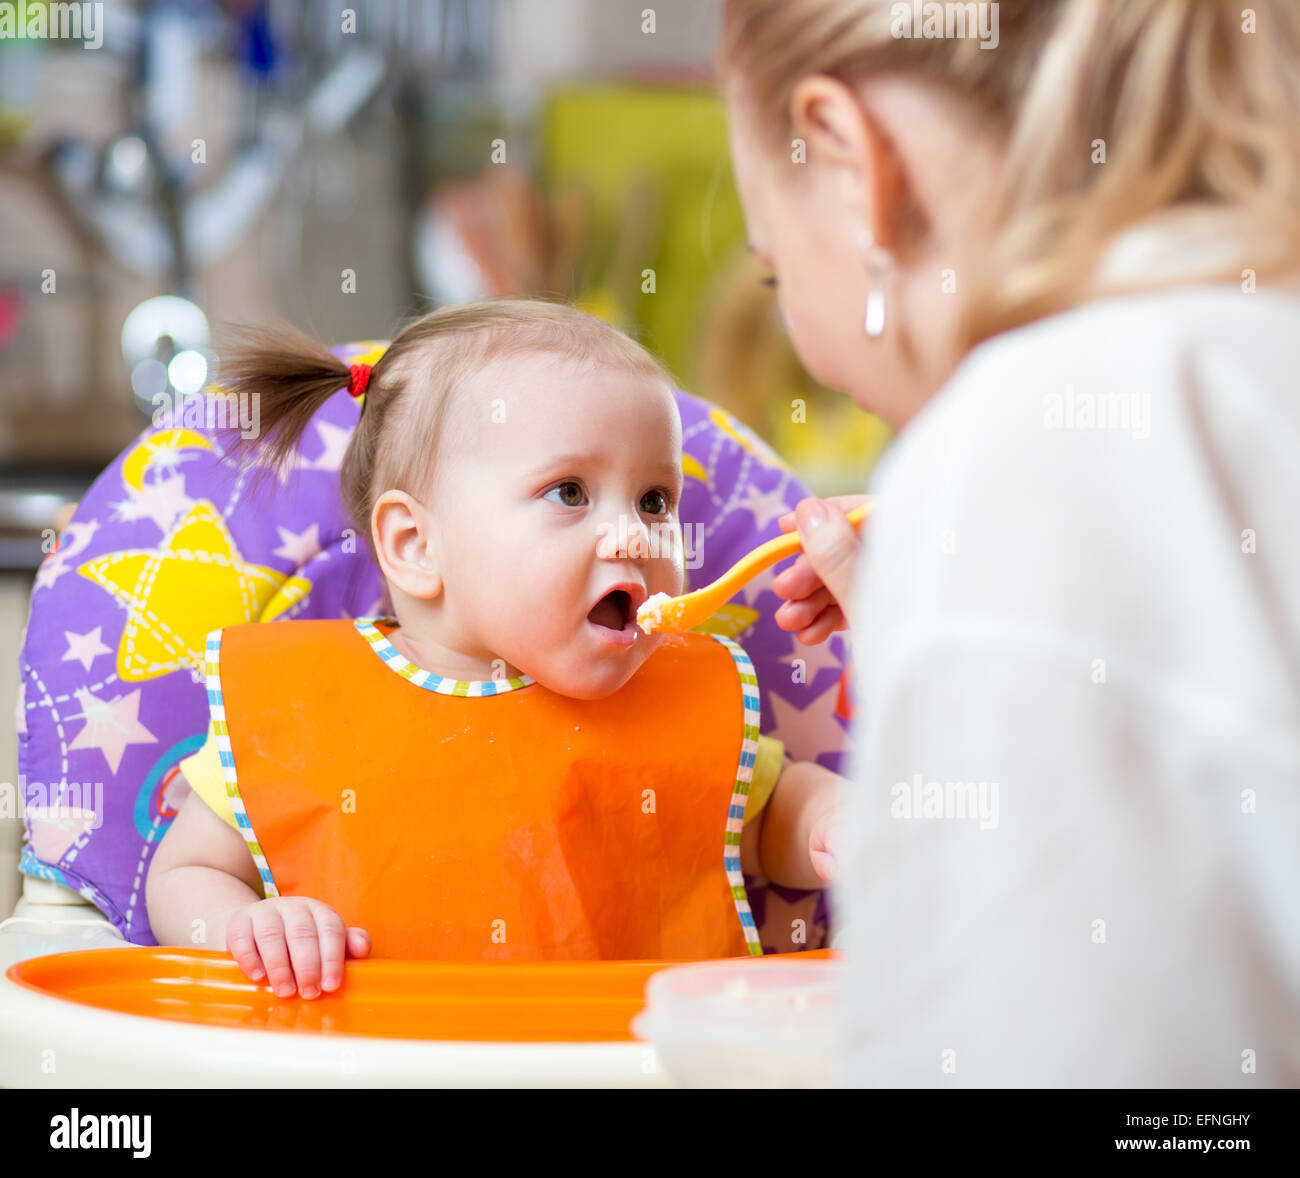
xmin=690 ymin=602 xmax=760 ymax=640
xmin=681 ymin=453 xmax=709 ymax=486
xmin=342 ymin=341 xmax=389 ymax=368
xmin=708 ymin=407 xmax=793 ymax=473
xmin=78 ymin=501 xmax=313 ymax=682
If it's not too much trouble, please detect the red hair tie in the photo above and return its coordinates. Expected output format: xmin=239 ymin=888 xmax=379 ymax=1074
xmin=348 ymin=362 xmax=372 ymax=401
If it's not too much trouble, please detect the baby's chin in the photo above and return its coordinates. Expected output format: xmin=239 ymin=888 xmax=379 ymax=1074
xmin=530 ymin=644 xmax=653 ymax=700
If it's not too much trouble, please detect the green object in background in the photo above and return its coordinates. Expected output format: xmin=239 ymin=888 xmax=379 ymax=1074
xmin=0 ymin=37 xmax=42 ymax=149
xmin=769 ymin=398 xmax=893 ymax=499
xmin=541 ymin=83 xmax=745 ymax=389
xmin=540 ymin=83 xmax=889 ymax=495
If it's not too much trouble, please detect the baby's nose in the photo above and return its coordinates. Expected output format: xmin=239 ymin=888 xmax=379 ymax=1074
xmin=595 ymin=513 xmax=654 ymax=560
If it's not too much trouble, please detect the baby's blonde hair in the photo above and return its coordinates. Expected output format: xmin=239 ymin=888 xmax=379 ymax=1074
xmin=720 ymin=0 xmax=1300 ymax=357
xmin=218 ymin=298 xmax=674 ymax=549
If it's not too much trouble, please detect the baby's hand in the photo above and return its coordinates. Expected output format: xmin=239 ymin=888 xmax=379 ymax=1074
xmin=225 ymin=897 xmax=370 ymax=999
xmin=808 ymin=809 xmax=840 ymax=884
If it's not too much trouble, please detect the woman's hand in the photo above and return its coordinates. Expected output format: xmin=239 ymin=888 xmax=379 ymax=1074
xmin=225 ymin=897 xmax=370 ymax=999
xmin=772 ymin=494 xmax=870 ymax=642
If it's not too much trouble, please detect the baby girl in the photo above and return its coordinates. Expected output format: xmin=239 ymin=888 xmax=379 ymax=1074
xmin=145 ymin=298 xmax=843 ymax=999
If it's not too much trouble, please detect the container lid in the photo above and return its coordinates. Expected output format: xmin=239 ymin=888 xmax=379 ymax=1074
xmin=632 ymin=956 xmax=842 ymax=1051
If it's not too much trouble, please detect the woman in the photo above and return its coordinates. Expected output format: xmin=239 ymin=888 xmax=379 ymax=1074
xmin=718 ymin=0 xmax=1300 ymax=1085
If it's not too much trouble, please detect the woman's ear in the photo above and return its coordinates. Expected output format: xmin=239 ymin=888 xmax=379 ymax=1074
xmin=788 ymin=74 xmax=905 ymax=250
xmin=372 ymin=490 xmax=442 ymax=601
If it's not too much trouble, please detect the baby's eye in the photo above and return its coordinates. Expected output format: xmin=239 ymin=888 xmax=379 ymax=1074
xmin=640 ymin=489 xmax=671 ymax=515
xmin=544 ymin=481 xmax=587 ymax=507
xmin=759 ymin=274 xmax=778 ymax=288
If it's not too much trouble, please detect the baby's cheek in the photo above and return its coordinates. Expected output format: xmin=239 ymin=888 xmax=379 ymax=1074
xmin=501 ymin=613 xmax=572 ymax=674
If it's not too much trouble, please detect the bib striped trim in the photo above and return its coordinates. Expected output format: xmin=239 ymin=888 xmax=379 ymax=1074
xmin=707 ymin=632 xmax=765 ymax=957
xmin=204 ymin=628 xmax=280 ymax=900
xmin=353 ymin=617 xmax=535 ymax=695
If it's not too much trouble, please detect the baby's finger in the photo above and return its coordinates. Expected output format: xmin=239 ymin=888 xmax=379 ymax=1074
xmin=810 ymin=846 xmax=836 ymax=883
xmin=251 ymin=906 xmax=295 ymax=998
xmin=224 ymin=909 xmax=267 ymax=983
xmin=308 ymin=903 xmax=348 ymax=994
xmin=280 ymin=902 xmax=324 ymax=998
xmin=346 ymin=928 xmax=372 ymax=958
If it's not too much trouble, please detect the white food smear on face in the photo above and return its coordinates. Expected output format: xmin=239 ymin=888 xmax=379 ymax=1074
xmin=638 ymin=591 xmax=673 ymax=633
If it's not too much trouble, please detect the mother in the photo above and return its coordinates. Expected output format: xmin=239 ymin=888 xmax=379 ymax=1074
xmin=718 ymin=0 xmax=1300 ymax=1085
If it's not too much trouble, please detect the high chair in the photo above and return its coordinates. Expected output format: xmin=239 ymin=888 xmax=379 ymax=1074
xmin=3 ymin=348 xmax=853 ymax=1087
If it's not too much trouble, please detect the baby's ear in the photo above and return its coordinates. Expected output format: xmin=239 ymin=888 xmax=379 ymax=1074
xmin=372 ymin=490 xmax=442 ymax=601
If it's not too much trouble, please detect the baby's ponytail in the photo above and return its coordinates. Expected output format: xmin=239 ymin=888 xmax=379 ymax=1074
xmin=213 ymin=322 xmax=360 ymax=480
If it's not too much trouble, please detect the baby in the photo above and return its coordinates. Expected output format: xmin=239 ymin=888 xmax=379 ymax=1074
xmin=146 ymin=298 xmax=843 ymax=999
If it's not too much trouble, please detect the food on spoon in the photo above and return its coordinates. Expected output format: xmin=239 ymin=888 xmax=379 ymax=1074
xmin=637 ymin=591 xmax=685 ymax=634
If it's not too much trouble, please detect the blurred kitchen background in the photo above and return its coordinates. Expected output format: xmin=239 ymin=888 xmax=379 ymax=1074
xmin=0 ymin=0 xmax=889 ymax=907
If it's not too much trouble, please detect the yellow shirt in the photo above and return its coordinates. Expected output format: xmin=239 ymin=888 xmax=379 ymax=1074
xmin=181 ymin=722 xmax=786 ymax=833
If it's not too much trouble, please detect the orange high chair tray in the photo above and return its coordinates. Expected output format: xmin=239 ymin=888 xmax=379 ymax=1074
xmin=7 ymin=947 xmax=836 ymax=1042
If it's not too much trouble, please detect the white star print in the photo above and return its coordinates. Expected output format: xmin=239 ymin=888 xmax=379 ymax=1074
xmin=779 ymin=638 xmax=844 ymax=686
xmin=62 ymin=627 xmax=112 ymax=672
xmin=272 ymin=523 xmax=323 ymax=566
xmin=766 ymin=682 xmax=852 ymax=763
xmin=307 ymin=421 xmax=352 ymax=472
xmin=739 ymin=484 xmax=793 ymax=531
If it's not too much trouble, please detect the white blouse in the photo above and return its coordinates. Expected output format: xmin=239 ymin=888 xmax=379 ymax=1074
xmin=835 ymin=284 xmax=1300 ymax=1086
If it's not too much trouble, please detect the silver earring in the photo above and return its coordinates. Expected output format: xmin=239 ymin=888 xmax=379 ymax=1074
xmin=859 ymin=228 xmax=894 ymax=338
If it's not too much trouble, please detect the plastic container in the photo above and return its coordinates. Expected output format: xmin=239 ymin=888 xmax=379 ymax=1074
xmin=630 ymin=952 xmax=842 ymax=1087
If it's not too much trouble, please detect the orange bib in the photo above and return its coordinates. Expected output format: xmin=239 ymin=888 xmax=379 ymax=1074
xmin=203 ymin=618 xmax=764 ymax=961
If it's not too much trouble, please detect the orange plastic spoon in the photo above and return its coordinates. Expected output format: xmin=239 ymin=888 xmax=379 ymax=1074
xmin=638 ymin=499 xmax=873 ymax=635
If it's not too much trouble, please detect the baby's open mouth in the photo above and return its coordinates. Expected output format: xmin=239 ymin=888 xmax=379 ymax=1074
xmin=587 ymin=589 xmax=632 ymax=632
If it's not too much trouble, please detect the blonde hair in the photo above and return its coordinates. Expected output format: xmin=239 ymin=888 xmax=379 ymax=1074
xmin=217 ymin=298 xmax=674 ymax=549
xmin=720 ymin=0 xmax=1300 ymax=360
